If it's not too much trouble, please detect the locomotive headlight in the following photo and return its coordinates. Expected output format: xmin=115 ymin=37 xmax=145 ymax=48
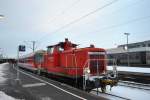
xmin=87 ymin=68 xmax=90 ymax=74
xmin=84 ymin=68 xmax=90 ymax=74
xmin=85 ymin=68 xmax=90 ymax=74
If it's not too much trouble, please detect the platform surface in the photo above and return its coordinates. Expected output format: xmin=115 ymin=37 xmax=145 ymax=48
xmin=0 ymin=63 xmax=107 ymax=100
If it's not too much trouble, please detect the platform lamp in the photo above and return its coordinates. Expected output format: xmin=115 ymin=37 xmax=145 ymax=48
xmin=0 ymin=15 xmax=4 ymax=57
xmin=124 ymin=33 xmax=130 ymax=66
xmin=0 ymin=48 xmax=3 ymax=59
xmin=0 ymin=15 xmax=5 ymax=19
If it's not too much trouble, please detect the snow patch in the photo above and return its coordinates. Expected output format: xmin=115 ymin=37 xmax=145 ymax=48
xmin=108 ymin=86 xmax=150 ymax=100
xmin=107 ymin=66 xmax=150 ymax=73
xmin=91 ymin=86 xmax=150 ymax=100
xmin=0 ymin=91 xmax=16 ymax=100
xmin=0 ymin=63 xmax=9 ymax=83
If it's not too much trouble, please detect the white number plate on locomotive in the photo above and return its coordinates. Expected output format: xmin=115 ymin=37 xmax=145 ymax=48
xmin=88 ymin=52 xmax=105 ymax=55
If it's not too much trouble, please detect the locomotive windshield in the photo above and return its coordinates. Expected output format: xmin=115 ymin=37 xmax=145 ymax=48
xmin=88 ymin=51 xmax=106 ymax=74
xmin=47 ymin=47 xmax=54 ymax=54
xmin=88 ymin=52 xmax=106 ymax=60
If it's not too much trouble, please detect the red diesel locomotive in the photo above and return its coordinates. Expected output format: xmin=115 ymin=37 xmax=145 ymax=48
xmin=18 ymin=38 xmax=117 ymax=92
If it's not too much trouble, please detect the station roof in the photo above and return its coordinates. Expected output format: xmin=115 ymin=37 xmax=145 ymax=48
xmin=118 ymin=40 xmax=150 ymax=49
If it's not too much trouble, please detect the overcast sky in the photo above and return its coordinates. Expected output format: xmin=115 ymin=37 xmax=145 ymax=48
xmin=0 ymin=0 xmax=150 ymax=57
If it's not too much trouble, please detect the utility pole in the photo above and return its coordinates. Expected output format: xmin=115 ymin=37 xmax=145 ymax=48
xmin=32 ymin=41 xmax=36 ymax=52
xmin=16 ymin=46 xmax=19 ymax=80
xmin=24 ymin=41 xmax=37 ymax=52
xmin=124 ymin=33 xmax=130 ymax=66
xmin=0 ymin=48 xmax=3 ymax=59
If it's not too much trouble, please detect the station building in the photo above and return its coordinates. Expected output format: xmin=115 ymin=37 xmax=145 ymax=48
xmin=106 ymin=40 xmax=150 ymax=67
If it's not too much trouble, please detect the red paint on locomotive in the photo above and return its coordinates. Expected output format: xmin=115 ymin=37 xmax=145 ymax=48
xmin=18 ymin=38 xmax=118 ymax=92
xmin=19 ymin=38 xmax=107 ymax=78
xmin=42 ymin=38 xmax=107 ymax=78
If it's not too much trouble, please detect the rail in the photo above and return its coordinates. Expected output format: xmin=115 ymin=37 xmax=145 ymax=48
xmin=118 ymin=81 xmax=150 ymax=91
xmin=92 ymin=90 xmax=130 ymax=100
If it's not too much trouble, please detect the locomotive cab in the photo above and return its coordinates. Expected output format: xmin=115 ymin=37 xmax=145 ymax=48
xmin=80 ymin=45 xmax=118 ymax=92
xmin=47 ymin=45 xmax=61 ymax=67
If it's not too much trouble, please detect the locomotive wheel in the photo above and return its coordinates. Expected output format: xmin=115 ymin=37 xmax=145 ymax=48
xmin=33 ymin=70 xmax=37 ymax=74
xmin=101 ymin=85 xmax=106 ymax=93
xmin=37 ymin=69 xmax=41 ymax=75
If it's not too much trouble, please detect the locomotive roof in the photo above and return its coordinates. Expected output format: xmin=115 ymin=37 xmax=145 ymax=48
xmin=47 ymin=42 xmax=77 ymax=48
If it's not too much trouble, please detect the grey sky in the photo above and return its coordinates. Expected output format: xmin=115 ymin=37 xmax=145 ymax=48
xmin=0 ymin=0 xmax=150 ymax=57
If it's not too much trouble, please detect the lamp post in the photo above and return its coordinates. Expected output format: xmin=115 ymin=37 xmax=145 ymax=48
xmin=124 ymin=33 xmax=130 ymax=66
xmin=0 ymin=48 xmax=3 ymax=59
xmin=0 ymin=15 xmax=4 ymax=62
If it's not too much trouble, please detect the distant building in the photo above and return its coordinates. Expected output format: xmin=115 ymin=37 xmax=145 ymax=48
xmin=106 ymin=40 xmax=150 ymax=66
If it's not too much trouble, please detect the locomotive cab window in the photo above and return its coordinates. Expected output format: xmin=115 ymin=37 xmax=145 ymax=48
xmin=58 ymin=46 xmax=63 ymax=52
xmin=47 ymin=47 xmax=54 ymax=54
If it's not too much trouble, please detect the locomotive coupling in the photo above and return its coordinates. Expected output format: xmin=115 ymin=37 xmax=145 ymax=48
xmin=100 ymin=79 xmax=118 ymax=86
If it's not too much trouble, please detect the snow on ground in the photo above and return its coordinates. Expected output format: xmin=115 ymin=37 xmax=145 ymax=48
xmin=0 ymin=63 xmax=9 ymax=83
xmin=108 ymin=86 xmax=150 ymax=100
xmin=107 ymin=66 xmax=150 ymax=73
xmin=91 ymin=85 xmax=150 ymax=100
xmin=0 ymin=91 xmax=16 ymax=100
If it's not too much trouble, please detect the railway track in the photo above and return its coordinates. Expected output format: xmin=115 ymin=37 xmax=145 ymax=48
xmin=92 ymin=90 xmax=130 ymax=100
xmin=18 ymin=65 xmax=150 ymax=100
xmin=91 ymin=81 xmax=150 ymax=100
xmin=118 ymin=81 xmax=150 ymax=90
xmin=118 ymin=72 xmax=150 ymax=84
xmin=18 ymin=66 xmax=129 ymax=99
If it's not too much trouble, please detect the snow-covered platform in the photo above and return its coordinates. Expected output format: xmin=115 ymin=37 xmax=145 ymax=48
xmin=108 ymin=65 xmax=150 ymax=75
xmin=0 ymin=63 xmax=107 ymax=100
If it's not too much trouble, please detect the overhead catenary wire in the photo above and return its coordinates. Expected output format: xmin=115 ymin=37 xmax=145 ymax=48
xmin=24 ymin=41 xmax=38 ymax=52
xmin=56 ymin=0 xmax=144 ymax=36
xmin=88 ymin=15 xmax=150 ymax=34
xmin=99 ymin=0 xmax=143 ymax=18
xmin=38 ymin=0 xmax=119 ymax=42
xmin=61 ymin=0 xmax=81 ymax=14
xmin=49 ymin=0 xmax=81 ymax=23
xmin=18 ymin=0 xmax=81 ymax=52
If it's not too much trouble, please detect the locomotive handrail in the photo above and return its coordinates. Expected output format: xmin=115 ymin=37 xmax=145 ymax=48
xmin=82 ymin=58 xmax=118 ymax=91
xmin=64 ymin=54 xmax=117 ymax=91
